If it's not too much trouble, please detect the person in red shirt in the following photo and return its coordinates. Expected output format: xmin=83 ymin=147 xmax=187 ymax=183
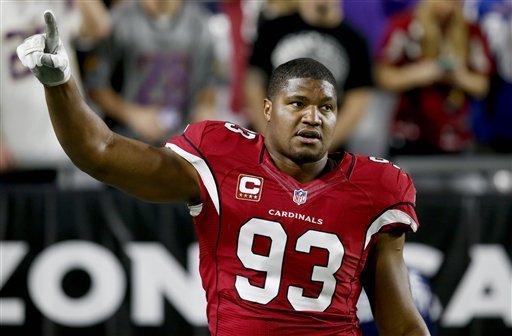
xmin=376 ymin=0 xmax=493 ymax=156
xmin=16 ymin=11 xmax=430 ymax=336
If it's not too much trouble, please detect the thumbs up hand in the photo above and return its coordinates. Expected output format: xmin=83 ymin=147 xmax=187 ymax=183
xmin=16 ymin=10 xmax=71 ymax=87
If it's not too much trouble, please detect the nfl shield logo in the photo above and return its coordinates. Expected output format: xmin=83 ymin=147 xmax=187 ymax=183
xmin=293 ymin=189 xmax=308 ymax=205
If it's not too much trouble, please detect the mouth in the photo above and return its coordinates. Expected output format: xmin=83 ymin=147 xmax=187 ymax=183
xmin=296 ymin=129 xmax=322 ymax=144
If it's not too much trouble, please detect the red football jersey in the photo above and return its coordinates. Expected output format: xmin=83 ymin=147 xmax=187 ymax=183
xmin=166 ymin=121 xmax=419 ymax=336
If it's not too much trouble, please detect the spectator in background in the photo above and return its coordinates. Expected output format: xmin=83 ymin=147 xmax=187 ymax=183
xmin=376 ymin=0 xmax=493 ymax=156
xmin=0 ymin=0 xmax=110 ymax=184
xmin=471 ymin=0 xmax=512 ymax=153
xmin=85 ymin=0 xmax=217 ymax=145
xmin=341 ymin=0 xmax=420 ymax=158
xmin=245 ymin=0 xmax=373 ymax=151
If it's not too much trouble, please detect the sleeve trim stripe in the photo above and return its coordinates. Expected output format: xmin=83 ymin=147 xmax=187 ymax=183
xmin=364 ymin=209 xmax=418 ymax=249
xmin=165 ymin=143 xmax=220 ymax=215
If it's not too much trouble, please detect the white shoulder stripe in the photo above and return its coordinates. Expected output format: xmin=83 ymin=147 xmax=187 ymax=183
xmin=364 ymin=209 xmax=418 ymax=249
xmin=165 ymin=143 xmax=220 ymax=215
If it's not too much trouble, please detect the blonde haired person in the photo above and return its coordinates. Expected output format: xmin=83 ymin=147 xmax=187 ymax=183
xmin=376 ymin=0 xmax=493 ymax=156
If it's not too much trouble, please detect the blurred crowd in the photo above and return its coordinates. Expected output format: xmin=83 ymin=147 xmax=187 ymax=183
xmin=1 ymin=0 xmax=511 ymax=187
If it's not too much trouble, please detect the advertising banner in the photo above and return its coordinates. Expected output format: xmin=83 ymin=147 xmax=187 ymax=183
xmin=1 ymin=187 xmax=510 ymax=335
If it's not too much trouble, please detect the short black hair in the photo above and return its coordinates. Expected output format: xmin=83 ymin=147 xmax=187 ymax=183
xmin=267 ymin=58 xmax=338 ymax=99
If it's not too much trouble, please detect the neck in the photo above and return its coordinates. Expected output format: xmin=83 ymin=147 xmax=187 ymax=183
xmin=266 ymin=146 xmax=328 ymax=184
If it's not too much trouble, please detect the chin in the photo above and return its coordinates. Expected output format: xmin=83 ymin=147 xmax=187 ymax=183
xmin=290 ymin=149 xmax=325 ymax=164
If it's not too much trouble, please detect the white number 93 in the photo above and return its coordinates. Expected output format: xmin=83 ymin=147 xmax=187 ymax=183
xmin=235 ymin=218 xmax=344 ymax=312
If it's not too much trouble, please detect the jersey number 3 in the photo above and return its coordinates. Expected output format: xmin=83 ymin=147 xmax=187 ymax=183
xmin=235 ymin=218 xmax=344 ymax=312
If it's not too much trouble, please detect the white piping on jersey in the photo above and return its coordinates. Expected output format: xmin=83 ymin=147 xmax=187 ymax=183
xmin=165 ymin=143 xmax=220 ymax=216
xmin=364 ymin=209 xmax=418 ymax=250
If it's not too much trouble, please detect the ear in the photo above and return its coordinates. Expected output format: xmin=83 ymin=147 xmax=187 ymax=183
xmin=263 ymin=99 xmax=272 ymax=122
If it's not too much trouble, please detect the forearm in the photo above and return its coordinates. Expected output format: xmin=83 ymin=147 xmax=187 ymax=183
xmin=450 ymin=69 xmax=489 ymax=98
xmin=89 ymin=87 xmax=132 ymax=123
xmin=377 ymin=64 xmax=419 ymax=91
xmin=45 ymin=78 xmax=200 ymax=201
xmin=378 ymin=315 xmax=430 ymax=336
xmin=367 ymin=233 xmax=430 ymax=336
xmin=374 ymin=263 xmax=428 ymax=336
xmin=45 ymin=78 xmax=114 ymax=176
xmin=377 ymin=62 xmax=441 ymax=92
xmin=330 ymin=88 xmax=371 ymax=150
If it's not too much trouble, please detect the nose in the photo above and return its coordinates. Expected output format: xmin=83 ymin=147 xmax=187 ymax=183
xmin=302 ymin=106 xmax=322 ymax=126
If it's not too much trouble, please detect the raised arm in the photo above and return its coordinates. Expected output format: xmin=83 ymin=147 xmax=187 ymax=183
xmin=362 ymin=232 xmax=430 ymax=336
xmin=17 ymin=11 xmax=200 ymax=203
xmin=46 ymin=79 xmax=200 ymax=202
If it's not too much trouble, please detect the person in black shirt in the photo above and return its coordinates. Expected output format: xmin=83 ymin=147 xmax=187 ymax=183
xmin=245 ymin=0 xmax=374 ymax=152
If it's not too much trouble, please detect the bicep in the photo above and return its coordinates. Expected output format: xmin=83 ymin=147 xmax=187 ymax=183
xmin=362 ymin=232 xmax=428 ymax=336
xmin=93 ymin=133 xmax=201 ymax=203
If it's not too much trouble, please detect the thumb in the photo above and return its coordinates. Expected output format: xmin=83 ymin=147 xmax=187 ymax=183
xmin=40 ymin=53 xmax=68 ymax=69
xmin=43 ymin=10 xmax=60 ymax=53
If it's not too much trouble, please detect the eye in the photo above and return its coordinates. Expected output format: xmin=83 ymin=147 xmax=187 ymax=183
xmin=321 ymin=104 xmax=334 ymax=112
xmin=290 ymin=101 xmax=305 ymax=108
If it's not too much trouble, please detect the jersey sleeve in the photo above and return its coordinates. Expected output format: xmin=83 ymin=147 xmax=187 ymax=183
xmin=374 ymin=169 xmax=419 ymax=233
xmin=165 ymin=121 xmax=258 ymax=157
xmin=163 ymin=121 xmax=259 ymax=217
xmin=166 ymin=121 xmax=208 ymax=155
xmin=164 ymin=121 xmax=218 ymax=216
xmin=360 ymin=156 xmax=419 ymax=249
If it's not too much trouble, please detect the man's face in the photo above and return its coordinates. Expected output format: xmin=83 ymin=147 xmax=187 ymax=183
xmin=264 ymin=78 xmax=337 ymax=164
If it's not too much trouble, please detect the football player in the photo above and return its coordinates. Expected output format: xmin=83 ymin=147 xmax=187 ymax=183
xmin=16 ymin=11 xmax=430 ymax=336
